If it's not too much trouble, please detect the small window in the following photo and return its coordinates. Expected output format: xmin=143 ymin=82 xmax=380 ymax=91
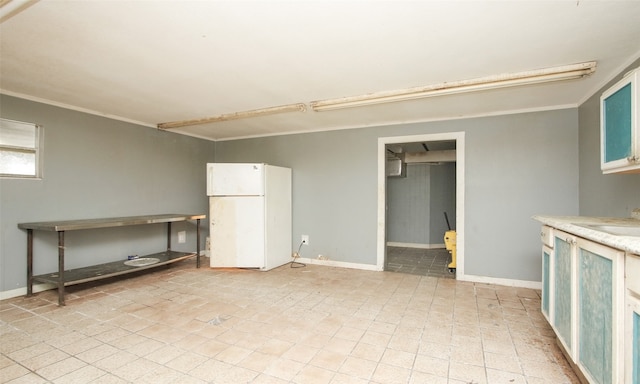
xmin=0 ymin=118 xmax=43 ymax=178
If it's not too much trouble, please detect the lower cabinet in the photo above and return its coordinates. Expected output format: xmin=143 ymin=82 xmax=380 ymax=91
xmin=542 ymin=245 xmax=553 ymax=322
xmin=541 ymin=226 xmax=554 ymax=323
xmin=545 ymin=229 xmax=625 ymax=384
xmin=553 ymin=232 xmax=576 ymax=354
xmin=626 ymin=295 xmax=640 ymax=384
xmin=626 ymin=254 xmax=640 ymax=384
xmin=576 ymin=238 xmax=624 ymax=384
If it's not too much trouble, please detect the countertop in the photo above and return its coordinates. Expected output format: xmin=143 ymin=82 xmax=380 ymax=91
xmin=533 ymin=215 xmax=640 ymax=255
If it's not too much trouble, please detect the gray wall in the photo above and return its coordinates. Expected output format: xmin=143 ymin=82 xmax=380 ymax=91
xmin=387 ymin=163 xmax=456 ymax=245
xmin=579 ymin=58 xmax=640 ymax=216
xmin=0 ymin=96 xmax=585 ymax=291
xmin=0 ymin=95 xmax=215 ymax=292
xmin=214 ymin=128 xmax=379 ymax=265
xmin=430 ymin=163 xmax=457 ymax=237
xmin=215 ymin=108 xmax=579 ymax=282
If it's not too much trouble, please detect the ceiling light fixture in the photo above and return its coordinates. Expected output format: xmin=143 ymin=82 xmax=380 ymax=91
xmin=310 ymin=61 xmax=597 ymax=112
xmin=158 ymin=103 xmax=306 ymax=129
xmin=0 ymin=0 xmax=39 ymax=23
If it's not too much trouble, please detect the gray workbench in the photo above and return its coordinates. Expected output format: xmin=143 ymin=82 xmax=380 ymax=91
xmin=18 ymin=214 xmax=205 ymax=306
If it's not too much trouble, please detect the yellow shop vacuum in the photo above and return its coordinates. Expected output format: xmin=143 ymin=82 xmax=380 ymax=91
xmin=443 ymin=212 xmax=456 ymax=273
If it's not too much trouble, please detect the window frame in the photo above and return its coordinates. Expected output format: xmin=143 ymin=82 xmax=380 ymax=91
xmin=0 ymin=118 xmax=43 ymax=179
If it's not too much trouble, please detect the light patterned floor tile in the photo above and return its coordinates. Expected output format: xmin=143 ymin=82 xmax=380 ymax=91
xmin=35 ymin=356 xmax=86 ymax=381
xmin=484 ymin=351 xmax=522 ymax=374
xmin=282 ymin=343 xmax=320 ymax=364
xmin=0 ymin=363 xmax=31 ymax=382
xmin=486 ymin=367 xmax=527 ymax=384
xmin=0 ymin=260 xmax=579 ymax=384
xmin=371 ymin=362 xmax=412 ymax=384
xmin=263 ymin=357 xmax=305 ymax=381
xmin=380 ymin=348 xmax=416 ymax=369
xmin=53 ymin=365 xmax=106 ymax=384
xmin=350 ymin=342 xmax=385 ymax=362
xmin=413 ymin=354 xmax=449 ymax=376
xmin=293 ymin=364 xmax=335 ymax=384
xmin=337 ymin=356 xmax=377 ymax=379
xmin=409 ymin=370 xmax=448 ymax=384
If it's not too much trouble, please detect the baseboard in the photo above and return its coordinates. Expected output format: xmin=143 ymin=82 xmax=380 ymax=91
xmin=0 ymin=283 xmax=56 ymax=301
xmin=296 ymin=259 xmax=540 ymax=289
xmin=386 ymin=242 xmax=446 ymax=249
xmin=296 ymin=257 xmax=382 ymax=271
xmin=458 ymin=273 xmax=542 ymax=290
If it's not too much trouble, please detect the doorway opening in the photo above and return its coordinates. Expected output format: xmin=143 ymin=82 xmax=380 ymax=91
xmin=377 ymin=132 xmax=465 ymax=279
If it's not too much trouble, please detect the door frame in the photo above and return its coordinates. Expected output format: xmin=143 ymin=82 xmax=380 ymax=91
xmin=377 ymin=132 xmax=465 ymax=278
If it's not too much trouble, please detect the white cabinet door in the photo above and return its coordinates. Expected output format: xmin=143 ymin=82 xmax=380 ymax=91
xmin=210 ymin=196 xmax=265 ymax=268
xmin=600 ymin=67 xmax=640 ymax=174
xmin=626 ymin=293 xmax=640 ymax=384
xmin=540 ymin=226 xmax=554 ymax=324
xmin=626 ymin=254 xmax=640 ymax=384
xmin=542 ymin=245 xmax=553 ymax=323
xmin=575 ymin=238 xmax=624 ymax=384
xmin=553 ymin=230 xmax=577 ymax=357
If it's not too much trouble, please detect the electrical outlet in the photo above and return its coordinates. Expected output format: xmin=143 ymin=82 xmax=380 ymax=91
xmin=178 ymin=231 xmax=186 ymax=243
xmin=301 ymin=235 xmax=309 ymax=245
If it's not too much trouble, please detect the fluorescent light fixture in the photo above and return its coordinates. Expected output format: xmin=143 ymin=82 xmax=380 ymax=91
xmin=310 ymin=61 xmax=596 ymax=112
xmin=0 ymin=0 xmax=39 ymax=24
xmin=158 ymin=103 xmax=306 ymax=129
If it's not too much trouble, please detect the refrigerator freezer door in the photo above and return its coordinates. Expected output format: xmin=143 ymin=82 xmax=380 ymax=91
xmin=210 ymin=196 xmax=265 ymax=268
xmin=207 ymin=163 xmax=264 ymax=196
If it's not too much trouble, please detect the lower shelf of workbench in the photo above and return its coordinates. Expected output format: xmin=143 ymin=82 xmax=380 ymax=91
xmin=32 ymin=250 xmax=196 ymax=286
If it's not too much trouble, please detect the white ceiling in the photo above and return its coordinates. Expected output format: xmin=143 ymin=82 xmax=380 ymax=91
xmin=1 ymin=1 xmax=640 ymax=141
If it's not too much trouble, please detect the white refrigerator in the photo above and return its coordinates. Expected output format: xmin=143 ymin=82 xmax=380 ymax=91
xmin=207 ymin=163 xmax=292 ymax=270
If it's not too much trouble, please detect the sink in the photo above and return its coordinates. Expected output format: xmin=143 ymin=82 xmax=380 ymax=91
xmin=124 ymin=257 xmax=160 ymax=267
xmin=580 ymin=224 xmax=640 ymax=237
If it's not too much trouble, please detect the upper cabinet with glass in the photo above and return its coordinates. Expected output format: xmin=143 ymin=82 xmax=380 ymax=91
xmin=600 ymin=67 xmax=640 ymax=174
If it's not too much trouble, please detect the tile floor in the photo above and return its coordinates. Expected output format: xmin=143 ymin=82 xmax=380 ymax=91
xmin=386 ymin=247 xmax=455 ymax=279
xmin=1 ymin=257 xmax=579 ymax=383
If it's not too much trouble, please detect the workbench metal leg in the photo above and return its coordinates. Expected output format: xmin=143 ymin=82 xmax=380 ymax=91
xmin=196 ymin=219 xmax=201 ymax=268
xmin=27 ymin=229 xmax=33 ymax=296
xmin=167 ymin=222 xmax=172 ymax=251
xmin=57 ymin=231 xmax=66 ymax=306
